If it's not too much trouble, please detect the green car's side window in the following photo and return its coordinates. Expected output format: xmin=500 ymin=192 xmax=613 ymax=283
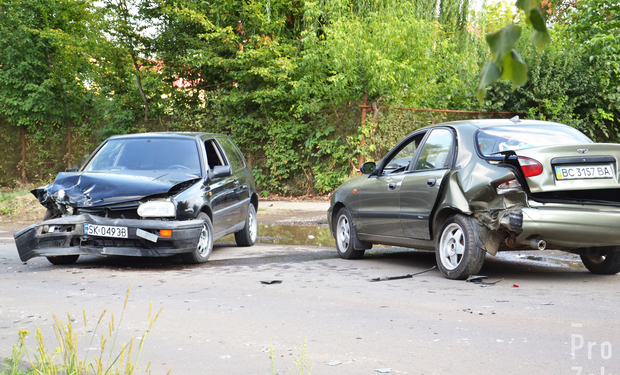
xmin=414 ymin=129 xmax=453 ymax=171
xmin=382 ymin=133 xmax=426 ymax=174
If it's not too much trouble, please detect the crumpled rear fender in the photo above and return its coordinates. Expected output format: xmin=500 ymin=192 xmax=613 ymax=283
xmin=432 ymin=154 xmax=527 ymax=255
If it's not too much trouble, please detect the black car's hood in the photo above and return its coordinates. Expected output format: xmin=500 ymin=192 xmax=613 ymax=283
xmin=33 ymin=170 xmax=202 ymax=209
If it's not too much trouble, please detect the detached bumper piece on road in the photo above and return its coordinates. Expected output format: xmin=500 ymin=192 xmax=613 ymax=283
xmin=14 ymin=214 xmax=203 ymax=262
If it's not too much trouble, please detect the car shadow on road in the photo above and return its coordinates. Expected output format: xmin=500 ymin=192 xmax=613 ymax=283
xmin=12 ymin=245 xmax=616 ymax=285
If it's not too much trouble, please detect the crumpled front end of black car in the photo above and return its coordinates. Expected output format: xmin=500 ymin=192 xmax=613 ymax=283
xmin=14 ymin=214 xmax=204 ymax=262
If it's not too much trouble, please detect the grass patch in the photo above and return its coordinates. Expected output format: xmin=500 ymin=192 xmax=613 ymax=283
xmin=0 ymin=189 xmax=31 ymax=217
xmin=0 ymin=286 xmax=169 ymax=375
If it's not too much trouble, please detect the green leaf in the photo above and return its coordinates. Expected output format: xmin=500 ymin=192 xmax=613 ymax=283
xmin=486 ymin=24 xmax=522 ymax=66
xmin=515 ymin=0 xmax=540 ymax=14
xmin=531 ymin=29 xmax=552 ymax=51
xmin=500 ymin=49 xmax=528 ymax=89
xmin=528 ymin=7 xmax=547 ymax=32
xmin=477 ymin=61 xmax=501 ymax=102
xmin=528 ymin=8 xmax=551 ymax=50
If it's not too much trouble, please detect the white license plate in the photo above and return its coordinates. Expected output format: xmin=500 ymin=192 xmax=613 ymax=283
xmin=84 ymin=224 xmax=128 ymax=238
xmin=555 ymin=164 xmax=614 ymax=180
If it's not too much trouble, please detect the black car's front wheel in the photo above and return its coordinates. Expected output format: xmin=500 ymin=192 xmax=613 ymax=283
xmin=47 ymin=255 xmax=79 ymax=265
xmin=334 ymin=207 xmax=365 ymax=259
xmin=235 ymin=204 xmax=257 ymax=247
xmin=182 ymin=213 xmax=214 ymax=264
xmin=580 ymin=247 xmax=620 ymax=275
xmin=436 ymin=214 xmax=485 ymax=280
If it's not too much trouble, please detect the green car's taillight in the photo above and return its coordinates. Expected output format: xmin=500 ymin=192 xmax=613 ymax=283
xmin=518 ymin=156 xmax=543 ymax=177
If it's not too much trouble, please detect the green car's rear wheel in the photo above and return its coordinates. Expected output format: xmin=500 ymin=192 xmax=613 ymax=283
xmin=436 ymin=214 xmax=485 ymax=280
xmin=580 ymin=247 xmax=620 ymax=275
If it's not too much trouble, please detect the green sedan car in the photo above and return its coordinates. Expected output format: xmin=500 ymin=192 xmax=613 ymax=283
xmin=328 ymin=118 xmax=620 ymax=279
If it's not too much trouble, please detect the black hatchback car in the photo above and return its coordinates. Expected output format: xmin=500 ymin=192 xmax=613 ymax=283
xmin=14 ymin=132 xmax=258 ymax=265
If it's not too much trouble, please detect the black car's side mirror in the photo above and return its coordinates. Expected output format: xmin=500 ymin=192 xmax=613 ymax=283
xmin=211 ymin=165 xmax=232 ymax=179
xmin=360 ymin=161 xmax=376 ymax=174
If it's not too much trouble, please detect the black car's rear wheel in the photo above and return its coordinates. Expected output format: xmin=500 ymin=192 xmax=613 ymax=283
xmin=580 ymin=247 xmax=620 ymax=275
xmin=47 ymin=255 xmax=79 ymax=265
xmin=235 ymin=204 xmax=257 ymax=247
xmin=181 ymin=213 xmax=214 ymax=264
xmin=436 ymin=214 xmax=485 ymax=280
xmin=334 ymin=207 xmax=365 ymax=259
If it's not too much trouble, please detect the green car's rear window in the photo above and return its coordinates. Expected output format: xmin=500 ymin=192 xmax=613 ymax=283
xmin=476 ymin=125 xmax=592 ymax=156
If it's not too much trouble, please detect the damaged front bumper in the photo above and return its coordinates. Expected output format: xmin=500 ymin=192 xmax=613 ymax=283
xmin=14 ymin=214 xmax=204 ymax=262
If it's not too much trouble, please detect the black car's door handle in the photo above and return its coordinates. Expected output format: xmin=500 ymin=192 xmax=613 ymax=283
xmin=388 ymin=183 xmax=397 ymax=190
xmin=427 ymin=178 xmax=437 ymax=187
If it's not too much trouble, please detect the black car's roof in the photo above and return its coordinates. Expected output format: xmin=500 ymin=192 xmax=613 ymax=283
xmin=108 ymin=132 xmax=223 ymax=140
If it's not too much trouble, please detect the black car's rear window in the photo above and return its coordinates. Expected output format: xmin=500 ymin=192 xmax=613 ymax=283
xmin=476 ymin=125 xmax=592 ymax=157
xmin=85 ymin=138 xmax=201 ymax=174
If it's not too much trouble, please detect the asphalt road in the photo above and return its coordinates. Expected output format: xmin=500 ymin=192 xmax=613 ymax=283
xmin=1 ymin=206 xmax=619 ymax=374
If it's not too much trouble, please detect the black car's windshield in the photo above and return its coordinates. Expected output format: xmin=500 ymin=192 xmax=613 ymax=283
xmin=477 ymin=125 xmax=592 ymax=156
xmin=84 ymin=138 xmax=201 ymax=174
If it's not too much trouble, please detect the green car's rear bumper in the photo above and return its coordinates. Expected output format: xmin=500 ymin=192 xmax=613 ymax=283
xmin=516 ymin=203 xmax=620 ymax=249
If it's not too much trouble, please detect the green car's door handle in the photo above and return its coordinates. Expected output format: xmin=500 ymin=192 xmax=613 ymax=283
xmin=427 ymin=178 xmax=437 ymax=187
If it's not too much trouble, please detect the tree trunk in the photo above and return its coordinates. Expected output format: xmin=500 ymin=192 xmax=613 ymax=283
xmin=131 ymin=55 xmax=149 ymax=123
xmin=21 ymin=125 xmax=27 ymax=183
xmin=67 ymin=123 xmax=72 ymax=167
xmin=358 ymin=92 xmax=368 ymax=169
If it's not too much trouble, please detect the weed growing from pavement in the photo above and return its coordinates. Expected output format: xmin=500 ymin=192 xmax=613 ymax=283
xmin=269 ymin=338 xmax=313 ymax=375
xmin=0 ymin=286 xmax=169 ymax=375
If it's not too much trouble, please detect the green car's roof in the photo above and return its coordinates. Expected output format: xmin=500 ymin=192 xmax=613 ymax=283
xmin=435 ymin=118 xmax=572 ymax=130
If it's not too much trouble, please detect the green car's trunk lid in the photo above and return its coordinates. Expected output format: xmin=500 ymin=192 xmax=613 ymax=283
xmin=514 ymin=143 xmax=620 ymax=204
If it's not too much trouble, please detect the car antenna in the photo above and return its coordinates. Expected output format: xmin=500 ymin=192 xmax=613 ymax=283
xmin=509 ymin=115 xmax=520 ymax=123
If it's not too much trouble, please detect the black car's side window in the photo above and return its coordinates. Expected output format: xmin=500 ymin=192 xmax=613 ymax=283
xmin=381 ymin=133 xmax=426 ymax=175
xmin=218 ymin=138 xmax=245 ymax=172
xmin=204 ymin=140 xmax=227 ymax=169
xmin=414 ymin=128 xmax=454 ymax=171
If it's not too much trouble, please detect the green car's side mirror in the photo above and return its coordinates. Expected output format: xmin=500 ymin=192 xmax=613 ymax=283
xmin=360 ymin=161 xmax=376 ymax=174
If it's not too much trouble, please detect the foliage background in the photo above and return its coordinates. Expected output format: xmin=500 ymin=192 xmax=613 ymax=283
xmin=0 ymin=0 xmax=618 ymax=195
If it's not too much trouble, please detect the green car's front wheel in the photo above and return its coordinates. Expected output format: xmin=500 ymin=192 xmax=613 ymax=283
xmin=334 ymin=207 xmax=365 ymax=259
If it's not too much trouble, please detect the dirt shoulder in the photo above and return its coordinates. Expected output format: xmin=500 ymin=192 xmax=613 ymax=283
xmin=257 ymin=200 xmax=329 ymax=226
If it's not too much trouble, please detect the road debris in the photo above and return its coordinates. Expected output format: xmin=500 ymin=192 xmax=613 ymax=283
xmin=375 ymin=368 xmax=392 ymax=373
xmin=260 ymin=280 xmax=282 ymax=284
xmin=465 ymin=275 xmax=504 ymax=287
xmin=368 ymin=266 xmax=436 ymax=282
xmin=326 ymin=360 xmax=342 ymax=366
xmin=540 ymin=302 xmax=554 ymax=305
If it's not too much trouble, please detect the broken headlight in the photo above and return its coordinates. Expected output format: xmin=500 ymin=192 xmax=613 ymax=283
xmin=137 ymin=201 xmax=176 ymax=218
